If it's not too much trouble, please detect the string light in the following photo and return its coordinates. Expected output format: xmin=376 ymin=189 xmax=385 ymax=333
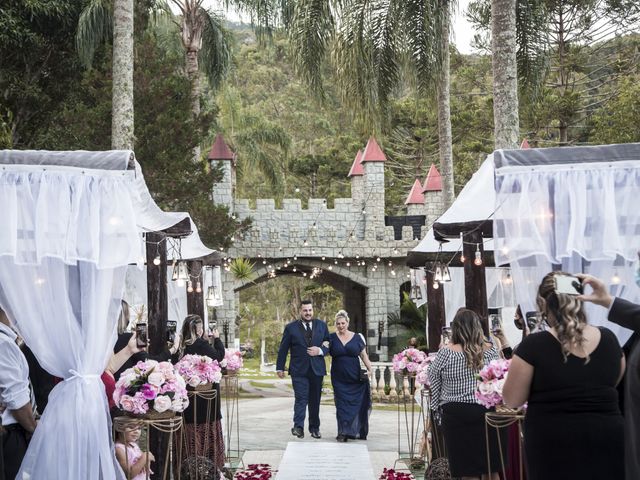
xmin=153 ymin=255 xmax=161 ymax=266
xmin=612 ymin=271 xmax=621 ymax=285
xmin=460 ymin=254 xmax=466 ymax=263
xmin=186 ymin=280 xmax=194 ymax=293
xmin=474 ymin=244 xmax=483 ymax=266
xmin=432 ymin=281 xmax=439 ymax=290
xmin=195 ymin=281 xmax=202 ymax=293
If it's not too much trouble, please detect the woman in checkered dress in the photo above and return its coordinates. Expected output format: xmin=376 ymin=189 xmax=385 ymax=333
xmin=428 ymin=309 xmax=506 ymax=480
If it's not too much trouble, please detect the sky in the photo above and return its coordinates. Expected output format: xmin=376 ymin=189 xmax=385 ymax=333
xmin=198 ymin=0 xmax=478 ymax=54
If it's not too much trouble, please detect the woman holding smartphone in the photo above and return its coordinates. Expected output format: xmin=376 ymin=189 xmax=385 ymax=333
xmin=503 ymin=272 xmax=625 ymax=480
xmin=175 ymin=314 xmax=226 ymax=471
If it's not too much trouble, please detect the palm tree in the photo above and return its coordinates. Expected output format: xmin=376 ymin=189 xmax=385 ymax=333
xmin=284 ymin=0 xmax=457 ymax=208
xmin=491 ymin=0 xmax=520 ymax=149
xmin=77 ymin=0 xmax=134 ymax=150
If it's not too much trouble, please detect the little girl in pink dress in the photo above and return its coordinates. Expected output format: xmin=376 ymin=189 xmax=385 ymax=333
xmin=115 ymin=426 xmax=155 ymax=480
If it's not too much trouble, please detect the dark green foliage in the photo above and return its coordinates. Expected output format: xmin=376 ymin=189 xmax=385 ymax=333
xmin=387 ymin=292 xmax=427 ymax=352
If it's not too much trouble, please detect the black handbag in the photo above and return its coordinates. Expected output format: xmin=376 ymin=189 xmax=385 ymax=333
xmin=359 ymin=369 xmax=369 ymax=383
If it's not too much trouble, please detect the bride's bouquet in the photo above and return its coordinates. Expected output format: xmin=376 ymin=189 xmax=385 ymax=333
xmin=114 ymin=360 xmax=189 ymax=416
xmin=475 ymin=358 xmax=511 ymax=408
xmin=392 ymin=348 xmax=428 ymax=375
xmin=175 ymin=354 xmax=222 ymax=388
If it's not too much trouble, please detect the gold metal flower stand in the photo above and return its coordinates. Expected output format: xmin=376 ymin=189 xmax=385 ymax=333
xmin=113 ymin=414 xmax=183 ymax=480
xmin=394 ymin=373 xmax=425 ymax=471
xmin=221 ymin=372 xmax=243 ymax=471
xmin=180 ymin=387 xmax=220 ymax=480
xmin=484 ymin=407 xmax=525 ymax=480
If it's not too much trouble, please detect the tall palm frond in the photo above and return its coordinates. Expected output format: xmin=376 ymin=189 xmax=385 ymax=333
xmin=200 ymin=10 xmax=233 ymax=90
xmin=76 ymin=0 xmax=112 ymax=68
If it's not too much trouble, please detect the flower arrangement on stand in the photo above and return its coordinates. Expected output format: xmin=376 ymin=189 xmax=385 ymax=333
xmin=221 ymin=349 xmax=244 ymax=374
xmin=415 ymin=353 xmax=437 ymax=388
xmin=113 ymin=360 xmax=189 ymax=417
xmin=392 ymin=348 xmax=428 ymax=375
xmin=175 ymin=354 xmax=222 ymax=390
xmin=475 ymin=358 xmax=512 ymax=410
xmin=234 ymin=463 xmax=274 ymax=479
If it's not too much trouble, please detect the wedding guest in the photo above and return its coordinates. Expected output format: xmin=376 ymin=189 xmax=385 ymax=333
xmin=428 ymin=309 xmax=505 ymax=480
xmin=174 ymin=314 xmax=226 ymax=470
xmin=577 ymin=273 xmax=639 ymax=480
xmin=103 ymin=332 xmax=146 ymax=411
xmin=329 ymin=310 xmax=372 ymax=442
xmin=115 ymin=426 xmax=155 ymax=480
xmin=276 ymin=300 xmax=330 ymax=440
xmin=0 ymin=308 xmax=37 ymax=480
xmin=503 ymin=272 xmax=625 ymax=480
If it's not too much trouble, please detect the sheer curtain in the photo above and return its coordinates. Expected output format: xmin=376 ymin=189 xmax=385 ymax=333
xmin=494 ymin=158 xmax=640 ymax=345
xmin=0 ymin=166 xmax=142 ymax=479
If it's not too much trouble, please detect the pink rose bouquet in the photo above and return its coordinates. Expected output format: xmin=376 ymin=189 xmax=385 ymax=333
xmin=475 ymin=358 xmax=511 ymax=408
xmin=113 ymin=360 xmax=189 ymax=415
xmin=175 ymin=354 xmax=222 ymax=388
xmin=392 ymin=348 xmax=428 ymax=375
xmin=221 ymin=349 xmax=243 ymax=373
xmin=415 ymin=353 xmax=437 ymax=387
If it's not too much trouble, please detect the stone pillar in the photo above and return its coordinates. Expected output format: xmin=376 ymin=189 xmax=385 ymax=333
xmin=424 ymin=189 xmax=445 ymax=227
xmin=361 ymin=137 xmax=386 ymax=240
xmin=407 ymin=204 xmax=425 ymax=216
xmin=212 ymin=160 xmax=233 ymax=209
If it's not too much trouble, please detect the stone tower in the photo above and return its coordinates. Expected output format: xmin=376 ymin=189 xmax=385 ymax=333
xmin=422 ymin=164 xmax=444 ymax=227
xmin=348 ymin=149 xmax=364 ymax=205
xmin=405 ymin=178 xmax=425 ymax=216
xmin=208 ymin=133 xmax=235 ymax=211
xmin=361 ymin=137 xmax=386 ymax=240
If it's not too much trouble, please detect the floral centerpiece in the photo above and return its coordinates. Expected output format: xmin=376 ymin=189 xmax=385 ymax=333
xmin=475 ymin=358 xmax=511 ymax=409
xmin=221 ymin=349 xmax=243 ymax=374
xmin=113 ymin=360 xmax=189 ymax=417
xmin=175 ymin=354 xmax=222 ymax=390
xmin=234 ymin=464 xmax=274 ymax=479
xmin=392 ymin=348 xmax=428 ymax=375
xmin=415 ymin=353 xmax=437 ymax=387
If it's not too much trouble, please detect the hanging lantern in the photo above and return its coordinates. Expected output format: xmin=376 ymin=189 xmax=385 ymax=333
xmin=171 ymin=259 xmax=178 ymax=281
xmin=434 ymin=264 xmax=443 ymax=282
xmin=172 ymin=260 xmax=189 ymax=282
xmin=441 ymin=264 xmax=452 ymax=282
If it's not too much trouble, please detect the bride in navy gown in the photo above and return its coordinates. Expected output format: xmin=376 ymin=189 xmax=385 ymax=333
xmin=329 ymin=310 xmax=373 ymax=442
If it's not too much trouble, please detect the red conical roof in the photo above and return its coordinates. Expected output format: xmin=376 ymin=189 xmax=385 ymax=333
xmin=348 ymin=150 xmax=364 ymax=177
xmin=422 ymin=164 xmax=442 ymax=192
xmin=520 ymin=138 xmax=530 ymax=149
xmin=207 ymin=133 xmax=234 ymax=160
xmin=405 ymin=178 xmax=425 ymax=205
xmin=361 ymin=136 xmax=387 ymax=162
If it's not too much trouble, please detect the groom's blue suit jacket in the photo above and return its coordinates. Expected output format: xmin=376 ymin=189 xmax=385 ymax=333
xmin=276 ymin=319 xmax=330 ymax=376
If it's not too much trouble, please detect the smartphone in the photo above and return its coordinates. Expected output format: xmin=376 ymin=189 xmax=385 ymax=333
xmin=489 ymin=314 xmax=502 ymax=333
xmin=135 ymin=322 xmax=148 ymax=348
xmin=441 ymin=326 xmax=452 ymax=344
xmin=554 ymin=274 xmax=583 ymax=296
xmin=208 ymin=322 xmax=217 ymax=336
xmin=525 ymin=312 xmax=539 ymax=331
xmin=166 ymin=320 xmax=177 ymax=344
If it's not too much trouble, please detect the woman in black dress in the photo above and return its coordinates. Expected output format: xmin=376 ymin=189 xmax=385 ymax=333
xmin=428 ymin=309 xmax=506 ymax=480
xmin=174 ymin=314 xmax=226 ymax=470
xmin=503 ymin=272 xmax=625 ymax=480
xmin=329 ymin=310 xmax=372 ymax=442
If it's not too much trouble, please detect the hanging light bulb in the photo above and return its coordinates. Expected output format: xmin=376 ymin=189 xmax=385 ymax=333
xmin=474 ymin=244 xmax=483 ymax=266
xmin=153 ymin=255 xmax=161 ymax=266
xmin=460 ymin=254 xmax=466 ymax=263
xmin=293 ymin=267 xmax=297 ymax=272
xmin=441 ymin=264 xmax=451 ymax=282
xmin=434 ymin=264 xmax=443 ymax=282
xmin=195 ymin=281 xmax=202 ymax=293
xmin=612 ymin=271 xmax=621 ymax=285
xmin=503 ymin=269 xmax=513 ymax=285
xmin=186 ymin=280 xmax=194 ymax=293
xmin=346 ymin=262 xmax=351 ymax=267
xmin=432 ymin=281 xmax=440 ymax=290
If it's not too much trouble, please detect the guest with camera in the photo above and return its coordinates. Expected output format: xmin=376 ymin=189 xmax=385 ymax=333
xmin=503 ymin=272 xmax=625 ymax=480
xmin=428 ymin=309 xmax=506 ymax=480
xmin=329 ymin=310 xmax=372 ymax=442
xmin=577 ymin=273 xmax=640 ymax=480
xmin=174 ymin=314 xmax=226 ymax=470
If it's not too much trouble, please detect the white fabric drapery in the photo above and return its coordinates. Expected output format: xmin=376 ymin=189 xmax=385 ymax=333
xmin=0 ymin=166 xmax=143 ymax=479
xmin=493 ymin=152 xmax=640 ymax=344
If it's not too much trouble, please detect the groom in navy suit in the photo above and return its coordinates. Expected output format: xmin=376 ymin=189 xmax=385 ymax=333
xmin=276 ymin=300 xmax=330 ymax=439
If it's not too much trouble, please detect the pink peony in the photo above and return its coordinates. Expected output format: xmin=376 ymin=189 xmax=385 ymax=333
xmin=153 ymin=395 xmax=172 ymax=413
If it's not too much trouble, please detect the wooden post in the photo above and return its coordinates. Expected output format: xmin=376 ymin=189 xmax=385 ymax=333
xmin=186 ymin=260 xmax=205 ymax=319
xmin=425 ymin=270 xmax=445 ymax=352
xmin=146 ymin=232 xmax=168 ymax=356
xmin=463 ymin=230 xmax=489 ymax=335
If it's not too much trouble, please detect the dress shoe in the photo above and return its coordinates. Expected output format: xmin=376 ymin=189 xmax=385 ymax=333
xmin=336 ymin=434 xmax=347 ymax=442
xmin=291 ymin=427 xmax=304 ymax=438
xmin=310 ymin=431 xmax=322 ymax=439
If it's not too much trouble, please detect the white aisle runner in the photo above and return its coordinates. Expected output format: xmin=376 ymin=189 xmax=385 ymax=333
xmin=276 ymin=441 xmax=376 ymax=480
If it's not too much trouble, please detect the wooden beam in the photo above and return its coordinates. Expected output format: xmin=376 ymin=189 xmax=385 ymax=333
xmin=425 ymin=271 xmax=445 ymax=352
xmin=433 ymin=220 xmax=493 ymax=240
xmin=146 ymin=232 xmax=168 ymax=355
xmin=186 ymin=260 xmax=205 ymax=319
xmin=406 ymin=250 xmax=496 ymax=268
xmin=462 ymin=230 xmax=489 ymax=336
